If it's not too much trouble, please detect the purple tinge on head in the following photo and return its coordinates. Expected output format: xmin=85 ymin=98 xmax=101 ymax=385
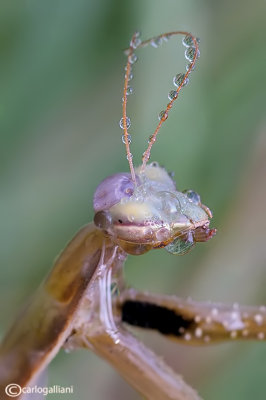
xmin=93 ymin=173 xmax=135 ymax=212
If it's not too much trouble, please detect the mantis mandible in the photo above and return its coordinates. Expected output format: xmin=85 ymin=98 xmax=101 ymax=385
xmin=1 ymin=31 xmax=266 ymax=400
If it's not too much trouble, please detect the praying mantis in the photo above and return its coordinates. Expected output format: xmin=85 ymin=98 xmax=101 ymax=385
xmin=1 ymin=30 xmax=266 ymax=400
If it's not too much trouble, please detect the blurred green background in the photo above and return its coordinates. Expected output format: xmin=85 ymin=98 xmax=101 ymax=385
xmin=1 ymin=0 xmax=266 ymax=399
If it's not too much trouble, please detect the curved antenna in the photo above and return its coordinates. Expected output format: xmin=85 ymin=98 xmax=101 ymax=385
xmin=120 ymin=32 xmax=140 ymax=184
xmin=121 ymin=31 xmax=200 ymax=179
xmin=139 ymin=31 xmax=200 ymax=172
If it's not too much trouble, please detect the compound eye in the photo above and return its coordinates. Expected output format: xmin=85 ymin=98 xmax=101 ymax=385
xmin=94 ymin=211 xmax=113 ymax=230
xmin=183 ymin=189 xmax=201 ymax=205
xmin=93 ymin=173 xmax=135 ymax=212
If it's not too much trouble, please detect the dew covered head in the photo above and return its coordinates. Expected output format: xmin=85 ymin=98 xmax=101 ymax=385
xmin=93 ymin=31 xmax=215 ymax=254
xmin=94 ymin=163 xmax=216 ymax=255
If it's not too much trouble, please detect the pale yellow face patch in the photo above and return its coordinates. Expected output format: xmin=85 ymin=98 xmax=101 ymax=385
xmin=110 ymin=201 xmax=153 ymax=223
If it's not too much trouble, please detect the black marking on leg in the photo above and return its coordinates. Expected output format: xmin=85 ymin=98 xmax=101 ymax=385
xmin=121 ymin=300 xmax=194 ymax=337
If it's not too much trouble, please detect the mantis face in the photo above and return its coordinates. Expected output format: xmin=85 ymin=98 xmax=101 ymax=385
xmin=94 ymin=162 xmax=216 ymax=255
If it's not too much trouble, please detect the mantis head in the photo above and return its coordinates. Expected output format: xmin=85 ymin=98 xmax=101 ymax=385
xmin=93 ymin=163 xmax=216 ymax=255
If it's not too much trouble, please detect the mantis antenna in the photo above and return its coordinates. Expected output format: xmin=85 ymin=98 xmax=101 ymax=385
xmin=120 ymin=31 xmax=200 ymax=182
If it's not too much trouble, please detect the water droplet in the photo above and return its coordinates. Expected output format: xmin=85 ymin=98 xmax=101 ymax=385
xmin=184 ymin=333 xmax=191 ymax=341
xmin=121 ymin=134 xmax=132 ymax=144
xmin=163 ymin=34 xmax=171 ymax=42
xmin=151 ymin=36 xmax=162 ymax=48
xmin=131 ymin=37 xmax=141 ymax=49
xmin=129 ymin=53 xmax=138 ymax=64
xmin=231 ymin=311 xmax=239 ymax=320
xmin=126 ymin=86 xmax=133 ymax=95
xmin=185 ymin=47 xmax=200 ymax=62
xmin=186 ymin=63 xmax=196 ymax=72
xmin=183 ymin=189 xmax=201 ymax=205
xmin=230 ymin=331 xmax=237 ymax=339
xmin=127 ymin=152 xmax=133 ymax=160
xmin=165 ymin=237 xmax=194 ymax=255
xmin=173 ymin=73 xmax=189 ymax=88
xmin=119 ymin=116 xmax=131 ymax=129
xmin=127 ymin=73 xmax=133 ymax=81
xmin=148 ymin=135 xmax=154 ymax=143
xmin=254 ymin=314 xmax=263 ymax=325
xmin=158 ymin=110 xmax=168 ymax=121
xmin=182 ymin=35 xmax=200 ymax=48
xmin=195 ymin=315 xmax=201 ymax=323
xmin=211 ymin=308 xmax=218 ymax=316
xmin=142 ymin=152 xmax=150 ymax=161
xmin=168 ymin=90 xmax=178 ymax=101
xmin=195 ymin=328 xmax=203 ymax=338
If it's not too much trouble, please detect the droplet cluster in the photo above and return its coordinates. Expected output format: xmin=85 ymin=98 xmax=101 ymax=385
xmin=120 ymin=32 xmax=142 ymax=151
xmin=174 ymin=300 xmax=266 ymax=344
xmin=138 ymin=32 xmax=201 ymax=169
xmin=155 ymin=34 xmax=200 ymax=130
xmin=119 ymin=32 xmax=201 ymax=172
